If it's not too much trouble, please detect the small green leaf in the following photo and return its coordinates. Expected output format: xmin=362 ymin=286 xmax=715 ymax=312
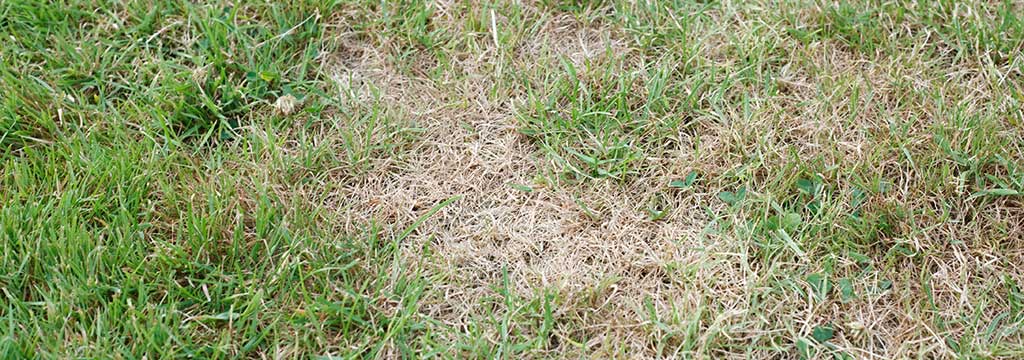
xmin=839 ymin=278 xmax=856 ymax=303
xmin=878 ymin=279 xmax=893 ymax=292
xmin=806 ymin=200 xmax=820 ymax=214
xmin=566 ymin=148 xmax=598 ymax=166
xmin=781 ymin=212 xmax=802 ymax=230
xmin=797 ymin=178 xmax=819 ymax=195
xmin=812 ymin=325 xmax=834 ymax=343
xmin=767 ymin=212 xmax=803 ymax=231
xmin=718 ymin=187 xmax=746 ymax=206
xmin=945 ymin=335 xmax=962 ymax=352
xmin=851 ymin=187 xmax=867 ymax=208
xmin=796 ymin=338 xmax=815 ymax=359
xmin=890 ymin=245 xmax=916 ymax=257
xmin=670 ymin=171 xmax=699 ymax=189
xmin=259 ymin=71 xmax=278 ymax=82
xmin=684 ymin=171 xmax=698 ymax=185
xmin=560 ymin=56 xmax=578 ymax=82
xmin=510 ymin=183 xmax=533 ymax=193
xmin=647 ymin=207 xmax=668 ymax=221
xmin=847 ymin=251 xmax=871 ymax=264
xmin=647 ymin=194 xmax=670 ymax=221
xmin=807 ymin=273 xmax=831 ymax=301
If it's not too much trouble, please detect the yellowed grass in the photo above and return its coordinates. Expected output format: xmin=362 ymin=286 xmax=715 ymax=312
xmin=314 ymin=1 xmax=1024 ymax=358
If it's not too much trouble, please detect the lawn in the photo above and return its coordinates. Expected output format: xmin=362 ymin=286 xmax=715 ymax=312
xmin=2 ymin=0 xmax=1023 ymax=358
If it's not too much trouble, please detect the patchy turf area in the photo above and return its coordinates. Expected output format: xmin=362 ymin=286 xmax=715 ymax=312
xmin=2 ymin=0 xmax=1024 ymax=358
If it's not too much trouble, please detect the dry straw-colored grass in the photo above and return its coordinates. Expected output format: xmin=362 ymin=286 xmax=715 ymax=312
xmin=317 ymin=1 xmax=1024 ymax=358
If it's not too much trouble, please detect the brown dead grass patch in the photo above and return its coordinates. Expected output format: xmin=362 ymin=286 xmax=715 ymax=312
xmin=316 ymin=1 xmax=1024 ymax=358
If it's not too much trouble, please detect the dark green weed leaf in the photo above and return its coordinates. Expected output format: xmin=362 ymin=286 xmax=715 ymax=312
xmin=839 ymin=278 xmax=856 ymax=303
xmin=807 ymin=273 xmax=831 ymax=301
xmin=796 ymin=338 xmax=815 ymax=359
xmin=718 ymin=187 xmax=746 ymax=206
xmin=812 ymin=325 xmax=834 ymax=343
xmin=670 ymin=171 xmax=698 ymax=189
xmin=847 ymin=251 xmax=871 ymax=264
xmin=766 ymin=212 xmax=802 ymax=231
xmin=796 ymin=178 xmax=819 ymax=196
xmin=782 ymin=212 xmax=802 ymax=230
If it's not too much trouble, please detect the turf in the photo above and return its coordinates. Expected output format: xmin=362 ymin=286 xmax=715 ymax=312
xmin=2 ymin=0 xmax=1023 ymax=358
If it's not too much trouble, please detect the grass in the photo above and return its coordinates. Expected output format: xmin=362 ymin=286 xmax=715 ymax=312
xmin=2 ymin=0 xmax=1024 ymax=358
